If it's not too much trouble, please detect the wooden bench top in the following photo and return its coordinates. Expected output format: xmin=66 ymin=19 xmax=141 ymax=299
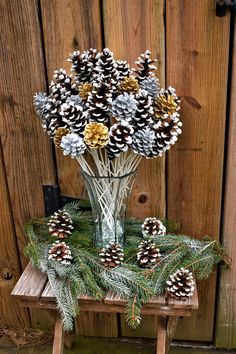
xmin=11 ymin=262 xmax=198 ymax=317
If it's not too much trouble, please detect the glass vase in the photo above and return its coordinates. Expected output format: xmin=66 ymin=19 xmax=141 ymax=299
xmin=80 ymin=169 xmax=136 ymax=247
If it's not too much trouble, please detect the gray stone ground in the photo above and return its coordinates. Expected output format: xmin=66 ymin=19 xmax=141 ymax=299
xmin=0 ymin=336 xmax=236 ymax=354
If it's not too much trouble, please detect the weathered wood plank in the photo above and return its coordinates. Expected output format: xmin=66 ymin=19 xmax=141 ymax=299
xmin=52 ymin=312 xmax=64 ymax=354
xmin=40 ymin=0 xmax=102 ymax=199
xmin=166 ymin=0 xmax=230 ymax=341
xmin=215 ymin=21 xmax=236 ymax=350
xmin=0 ymin=142 xmax=30 ymax=327
xmin=102 ymin=0 xmax=166 ymax=337
xmin=0 ymin=0 xmax=56 ymax=268
xmin=11 ymin=263 xmax=47 ymax=300
xmin=103 ymin=0 xmax=165 ymax=219
xmin=157 ymin=316 xmax=167 ymax=354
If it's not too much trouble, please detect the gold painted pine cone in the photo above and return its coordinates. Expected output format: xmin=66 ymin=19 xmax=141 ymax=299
xmin=83 ymin=122 xmax=109 ymax=149
xmin=154 ymin=88 xmax=180 ymax=119
xmin=118 ymin=76 xmax=140 ymax=94
xmin=79 ymin=82 xmax=93 ymax=101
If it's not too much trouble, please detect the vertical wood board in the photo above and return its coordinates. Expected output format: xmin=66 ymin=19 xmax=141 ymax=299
xmin=103 ymin=0 xmax=166 ymax=218
xmin=0 ymin=142 xmax=30 ymax=327
xmin=166 ymin=0 xmax=230 ymax=341
xmin=215 ymin=21 xmax=236 ymax=349
xmin=0 ymin=0 xmax=56 ymax=268
xmin=41 ymin=0 xmax=103 ymax=198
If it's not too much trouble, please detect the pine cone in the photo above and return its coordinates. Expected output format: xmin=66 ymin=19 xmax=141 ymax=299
xmin=107 ymin=121 xmax=134 ymax=159
xmin=69 ymin=49 xmax=98 ymax=83
xmin=87 ymin=83 xmax=112 ymax=124
xmin=118 ymin=76 xmax=140 ymax=94
xmin=79 ymin=82 xmax=93 ymax=101
xmin=50 ymin=69 xmax=77 ymax=103
xmin=112 ymin=93 xmax=137 ymax=123
xmin=142 ymin=217 xmax=166 ymax=237
xmin=140 ymin=77 xmax=160 ymax=99
xmin=48 ymin=210 xmax=74 ymax=238
xmin=166 ymin=268 xmax=194 ymax=300
xmin=84 ymin=122 xmax=109 ymax=149
xmin=93 ymin=48 xmax=118 ymax=87
xmin=153 ymin=114 xmax=182 ymax=154
xmin=137 ymin=240 xmax=161 ymax=268
xmin=135 ymin=50 xmax=157 ymax=82
xmin=133 ymin=90 xmax=153 ymax=129
xmin=99 ymin=242 xmax=124 ymax=268
xmin=153 ymin=87 xmax=180 ymax=119
xmin=48 ymin=241 xmax=73 ymax=265
xmin=60 ymin=101 xmax=87 ymax=136
xmin=116 ymin=60 xmax=131 ymax=81
xmin=34 ymin=92 xmax=50 ymax=119
xmin=60 ymin=132 xmax=86 ymax=158
xmin=132 ymin=126 xmax=158 ymax=158
xmin=54 ymin=127 xmax=70 ymax=147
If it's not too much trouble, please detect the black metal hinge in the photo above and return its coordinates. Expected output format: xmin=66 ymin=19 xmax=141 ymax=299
xmin=216 ymin=0 xmax=236 ymax=17
xmin=43 ymin=185 xmax=80 ymax=216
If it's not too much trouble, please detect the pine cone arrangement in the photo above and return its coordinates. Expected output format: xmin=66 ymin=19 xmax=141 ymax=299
xmin=133 ymin=90 xmax=153 ymax=129
xmin=79 ymin=82 xmax=93 ymax=101
xmin=154 ymin=87 xmax=180 ymax=119
xmin=142 ymin=217 xmax=166 ymax=237
xmin=60 ymin=133 xmax=86 ymax=158
xmin=54 ymin=127 xmax=70 ymax=147
xmin=99 ymin=242 xmax=124 ymax=268
xmin=132 ymin=126 xmax=158 ymax=158
xmin=166 ymin=268 xmax=194 ymax=300
xmin=153 ymin=114 xmax=182 ymax=154
xmin=137 ymin=240 xmax=161 ymax=268
xmin=84 ymin=122 xmax=109 ymax=149
xmin=60 ymin=101 xmax=87 ymax=136
xmin=107 ymin=121 xmax=134 ymax=159
xmin=118 ymin=76 xmax=140 ymax=94
xmin=112 ymin=93 xmax=137 ymax=123
xmin=48 ymin=210 xmax=74 ymax=238
xmin=135 ymin=50 xmax=157 ymax=82
xmin=140 ymin=77 xmax=160 ymax=99
xmin=48 ymin=241 xmax=73 ymax=265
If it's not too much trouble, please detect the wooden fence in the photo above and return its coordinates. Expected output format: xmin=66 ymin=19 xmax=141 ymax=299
xmin=0 ymin=0 xmax=235 ymax=348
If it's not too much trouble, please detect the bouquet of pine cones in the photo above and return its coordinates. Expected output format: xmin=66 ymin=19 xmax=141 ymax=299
xmin=34 ymin=48 xmax=182 ymax=177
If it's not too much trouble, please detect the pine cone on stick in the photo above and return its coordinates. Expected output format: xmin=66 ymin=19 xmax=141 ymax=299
xmin=48 ymin=241 xmax=73 ymax=265
xmin=60 ymin=101 xmax=87 ymax=136
xmin=166 ymin=268 xmax=194 ymax=300
xmin=135 ymin=50 xmax=157 ymax=82
xmin=107 ymin=121 xmax=134 ymax=159
xmin=50 ymin=69 xmax=77 ymax=103
xmin=84 ymin=122 xmax=109 ymax=149
xmin=153 ymin=87 xmax=180 ymax=119
xmin=133 ymin=90 xmax=153 ymax=129
xmin=116 ymin=60 xmax=131 ymax=80
xmin=137 ymin=240 xmax=161 ymax=268
xmin=118 ymin=76 xmax=140 ymax=94
xmin=99 ymin=242 xmax=124 ymax=268
xmin=87 ymin=83 xmax=112 ymax=124
xmin=142 ymin=217 xmax=166 ymax=237
xmin=54 ymin=127 xmax=70 ymax=147
xmin=47 ymin=210 xmax=74 ymax=238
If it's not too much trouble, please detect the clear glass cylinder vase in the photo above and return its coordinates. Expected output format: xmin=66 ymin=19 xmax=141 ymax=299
xmin=80 ymin=169 xmax=136 ymax=247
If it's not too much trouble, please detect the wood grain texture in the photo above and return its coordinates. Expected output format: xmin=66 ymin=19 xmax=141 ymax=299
xmin=103 ymin=0 xmax=165 ymax=337
xmin=166 ymin=0 xmax=230 ymax=341
xmin=40 ymin=0 xmax=103 ymax=198
xmin=0 ymin=142 xmax=30 ymax=327
xmin=103 ymin=0 xmax=166 ymax=219
xmin=0 ymin=0 xmax=56 ymax=268
xmin=215 ymin=21 xmax=236 ymax=350
xmin=52 ymin=312 xmax=64 ymax=354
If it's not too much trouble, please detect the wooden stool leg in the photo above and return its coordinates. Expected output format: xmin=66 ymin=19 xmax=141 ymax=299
xmin=157 ymin=316 xmax=167 ymax=354
xmin=166 ymin=317 xmax=178 ymax=353
xmin=53 ymin=312 xmax=64 ymax=354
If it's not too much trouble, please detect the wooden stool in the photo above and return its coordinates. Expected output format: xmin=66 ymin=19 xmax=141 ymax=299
xmin=11 ymin=263 xmax=198 ymax=354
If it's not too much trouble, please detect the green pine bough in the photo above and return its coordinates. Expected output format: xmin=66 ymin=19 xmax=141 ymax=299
xmin=24 ymin=201 xmax=230 ymax=332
